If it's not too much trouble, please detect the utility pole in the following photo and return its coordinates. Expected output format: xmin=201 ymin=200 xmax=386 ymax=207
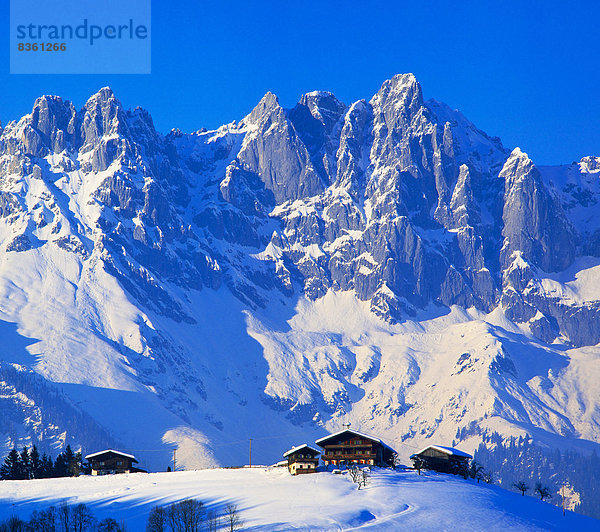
xmin=249 ymin=438 xmax=253 ymax=467
xmin=173 ymin=448 xmax=177 ymax=472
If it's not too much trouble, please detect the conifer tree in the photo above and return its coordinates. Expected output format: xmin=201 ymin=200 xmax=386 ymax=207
xmin=54 ymin=451 xmax=67 ymax=477
xmin=20 ymin=446 xmax=32 ymax=479
xmin=64 ymin=445 xmax=78 ymax=476
xmin=0 ymin=448 xmax=21 ymax=480
xmin=39 ymin=453 xmax=54 ymax=478
xmin=30 ymin=445 xmax=41 ymax=479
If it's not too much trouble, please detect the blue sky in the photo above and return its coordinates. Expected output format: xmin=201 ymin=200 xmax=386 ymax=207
xmin=1 ymin=0 xmax=599 ymax=165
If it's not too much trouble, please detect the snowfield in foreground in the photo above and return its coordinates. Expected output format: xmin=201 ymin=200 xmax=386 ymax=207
xmin=0 ymin=468 xmax=596 ymax=531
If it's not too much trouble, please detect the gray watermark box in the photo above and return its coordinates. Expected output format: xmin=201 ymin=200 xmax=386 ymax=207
xmin=10 ymin=0 xmax=151 ymax=74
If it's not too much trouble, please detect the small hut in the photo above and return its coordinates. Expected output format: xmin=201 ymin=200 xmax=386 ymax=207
xmin=283 ymin=444 xmax=320 ymax=475
xmin=409 ymin=445 xmax=472 ymax=475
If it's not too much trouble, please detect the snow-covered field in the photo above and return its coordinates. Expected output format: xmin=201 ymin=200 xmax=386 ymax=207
xmin=0 ymin=468 xmax=596 ymax=531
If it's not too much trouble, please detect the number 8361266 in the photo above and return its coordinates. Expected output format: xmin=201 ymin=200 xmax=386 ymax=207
xmin=18 ymin=42 xmax=67 ymax=52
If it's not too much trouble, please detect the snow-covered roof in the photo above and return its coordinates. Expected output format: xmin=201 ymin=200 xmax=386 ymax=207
xmin=411 ymin=445 xmax=472 ymax=459
xmin=315 ymin=429 xmax=395 ymax=453
xmin=283 ymin=444 xmax=320 ymax=458
xmin=84 ymin=449 xmax=138 ymax=462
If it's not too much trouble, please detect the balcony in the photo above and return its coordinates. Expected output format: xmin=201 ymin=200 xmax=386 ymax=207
xmin=322 ymin=453 xmax=376 ymax=460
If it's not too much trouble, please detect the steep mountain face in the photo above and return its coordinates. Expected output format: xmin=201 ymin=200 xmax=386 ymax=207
xmin=0 ymin=74 xmax=599 ymax=469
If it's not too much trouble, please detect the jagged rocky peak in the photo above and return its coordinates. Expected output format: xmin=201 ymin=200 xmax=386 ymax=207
xmin=15 ymin=94 xmax=77 ymax=156
xmin=500 ymin=147 xmax=575 ymax=273
xmin=246 ymin=91 xmax=282 ymax=126
xmin=448 ymin=164 xmax=479 ymax=229
xmin=500 ymin=147 xmax=534 ymax=185
xmin=580 ymin=155 xmax=600 ymax=172
xmin=287 ymin=91 xmax=347 ymax=185
xmin=334 ymin=99 xmax=370 ymax=191
xmin=296 ymin=91 xmax=346 ymax=130
xmin=80 ymin=86 xmax=129 ymax=150
xmin=370 ymin=73 xmax=424 ymax=120
xmin=235 ymin=91 xmax=325 ymax=204
xmin=30 ymin=95 xmax=77 ymax=140
xmin=84 ymin=86 xmax=118 ymax=108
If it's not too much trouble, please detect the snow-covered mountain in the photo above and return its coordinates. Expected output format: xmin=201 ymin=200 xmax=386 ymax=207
xmin=0 ymin=74 xmax=599 ymax=470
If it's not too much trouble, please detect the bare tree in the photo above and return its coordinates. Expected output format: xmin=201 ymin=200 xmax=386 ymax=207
xmin=58 ymin=501 xmax=70 ymax=532
xmin=97 ymin=518 xmax=124 ymax=531
xmin=225 ymin=503 xmax=243 ymax=532
xmin=167 ymin=499 xmax=204 ymax=532
xmin=512 ymin=480 xmax=529 ymax=496
xmin=535 ymin=482 xmax=552 ymax=501
xmin=348 ymin=465 xmax=361 ymax=485
xmin=4 ymin=516 xmax=25 ymax=532
xmin=181 ymin=499 xmax=204 ymax=531
xmin=28 ymin=506 xmax=57 ymax=531
xmin=359 ymin=468 xmax=370 ymax=490
xmin=72 ymin=503 xmax=96 ymax=532
xmin=207 ymin=510 xmax=220 ymax=532
xmin=146 ymin=506 xmax=166 ymax=532
xmin=348 ymin=465 xmax=370 ymax=490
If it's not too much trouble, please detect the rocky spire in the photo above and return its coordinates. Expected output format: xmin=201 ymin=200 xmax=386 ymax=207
xmin=235 ymin=92 xmax=325 ymax=204
xmin=500 ymin=148 xmax=575 ymax=273
xmin=79 ymin=87 xmax=128 ymax=151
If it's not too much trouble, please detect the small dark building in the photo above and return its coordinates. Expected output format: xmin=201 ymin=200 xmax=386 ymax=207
xmin=283 ymin=444 xmax=320 ymax=475
xmin=410 ymin=445 xmax=472 ymax=475
xmin=316 ymin=428 xmax=395 ymax=468
xmin=85 ymin=449 xmax=143 ymax=475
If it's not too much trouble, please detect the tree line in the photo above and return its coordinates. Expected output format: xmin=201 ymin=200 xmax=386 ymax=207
xmin=0 ymin=444 xmax=85 ymax=480
xmin=0 ymin=499 xmax=244 ymax=532
xmin=474 ymin=431 xmax=600 ymax=519
xmin=146 ymin=500 xmax=242 ymax=532
xmin=0 ymin=501 xmax=125 ymax=531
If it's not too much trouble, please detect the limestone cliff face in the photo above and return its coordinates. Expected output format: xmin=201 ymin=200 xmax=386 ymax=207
xmin=0 ymin=75 xmax=597 ymax=347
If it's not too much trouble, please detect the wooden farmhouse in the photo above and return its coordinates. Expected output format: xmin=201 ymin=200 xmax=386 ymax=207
xmin=315 ymin=428 xmax=396 ymax=468
xmin=283 ymin=444 xmax=320 ymax=475
xmin=410 ymin=445 xmax=472 ymax=475
xmin=85 ymin=449 xmax=143 ymax=475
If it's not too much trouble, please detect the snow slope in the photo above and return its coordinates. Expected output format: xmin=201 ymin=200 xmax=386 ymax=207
xmin=0 ymin=468 xmax=596 ymax=531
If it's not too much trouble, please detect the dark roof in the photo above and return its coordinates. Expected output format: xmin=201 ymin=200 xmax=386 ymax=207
xmin=410 ymin=445 xmax=472 ymax=459
xmin=315 ymin=429 xmax=395 ymax=453
xmin=283 ymin=444 xmax=320 ymax=458
xmin=84 ymin=449 xmax=139 ymax=463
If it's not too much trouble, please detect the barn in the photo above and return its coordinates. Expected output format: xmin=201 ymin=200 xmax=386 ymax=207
xmin=410 ymin=445 xmax=472 ymax=475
